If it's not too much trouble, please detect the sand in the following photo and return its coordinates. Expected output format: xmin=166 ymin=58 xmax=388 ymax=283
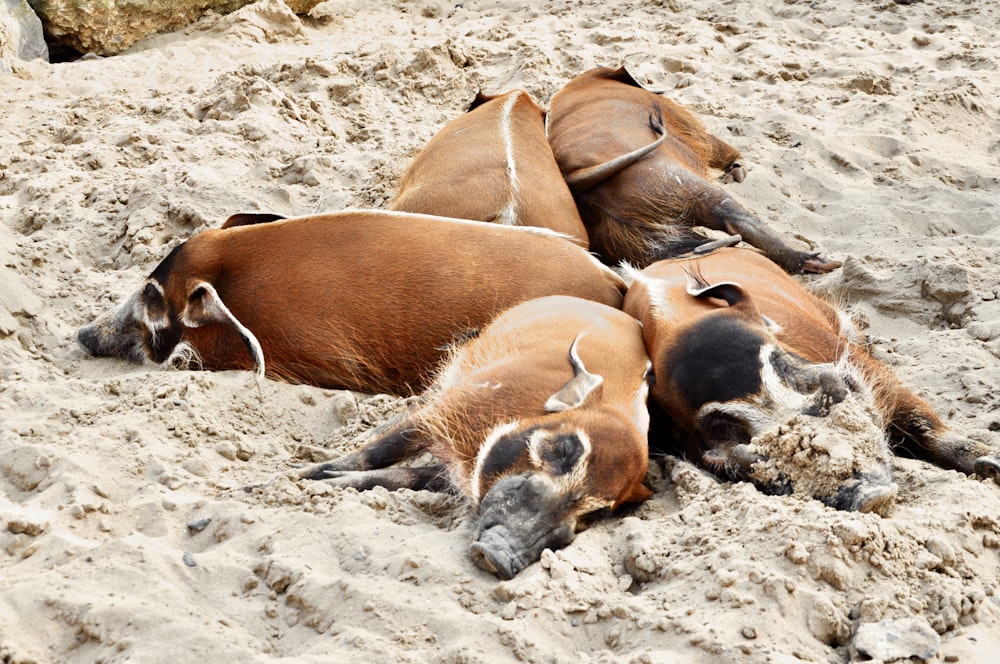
xmin=2 ymin=0 xmax=1000 ymax=661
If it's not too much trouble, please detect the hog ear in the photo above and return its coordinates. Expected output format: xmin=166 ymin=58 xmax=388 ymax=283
xmin=685 ymin=270 xmax=746 ymax=306
xmin=545 ymin=333 xmax=604 ymax=413
xmin=467 ymin=90 xmax=497 ymax=112
xmin=684 ymin=271 xmax=767 ymax=323
xmin=180 ymin=281 xmax=265 ymax=381
xmin=221 ymin=212 xmax=286 ymax=229
xmin=615 ymin=480 xmax=653 ymax=509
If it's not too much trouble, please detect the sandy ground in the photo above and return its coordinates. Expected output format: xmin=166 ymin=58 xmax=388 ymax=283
xmin=2 ymin=0 xmax=1000 ymax=661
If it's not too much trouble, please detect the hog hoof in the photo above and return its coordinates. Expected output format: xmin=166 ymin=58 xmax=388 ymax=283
xmin=722 ymin=162 xmax=746 ymax=184
xmin=973 ymin=456 xmax=1000 ymax=484
xmin=470 ymin=526 xmax=524 ymax=580
xmin=798 ymin=252 xmax=843 ymax=275
xmin=827 ymin=472 xmax=898 ymax=515
xmin=299 ymin=461 xmax=342 ymax=481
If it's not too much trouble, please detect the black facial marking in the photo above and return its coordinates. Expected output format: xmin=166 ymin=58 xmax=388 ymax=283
xmin=141 ymin=281 xmax=169 ymax=324
xmin=666 ymin=316 xmax=764 ymax=410
xmin=539 ymin=432 xmax=585 ymax=475
xmin=144 ymin=324 xmax=183 ymax=364
xmin=481 ymin=432 xmax=530 ymax=480
xmin=148 ymin=244 xmax=185 ymax=284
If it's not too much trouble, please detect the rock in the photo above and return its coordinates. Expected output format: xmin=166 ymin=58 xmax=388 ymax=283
xmin=851 ymin=617 xmax=940 ymax=661
xmin=0 ymin=0 xmax=48 ymax=75
xmin=27 ymin=0 xmax=324 ymax=56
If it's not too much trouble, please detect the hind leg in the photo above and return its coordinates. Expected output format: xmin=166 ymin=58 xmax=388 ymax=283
xmin=704 ymin=194 xmax=840 ymax=274
xmin=888 ymin=390 xmax=1000 ymax=484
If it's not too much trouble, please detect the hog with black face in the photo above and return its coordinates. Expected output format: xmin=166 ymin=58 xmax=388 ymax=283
xmin=624 ymin=247 xmax=1000 ymax=512
xmin=300 ymin=296 xmax=654 ymax=579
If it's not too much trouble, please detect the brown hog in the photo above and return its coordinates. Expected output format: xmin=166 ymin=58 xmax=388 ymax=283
xmin=391 ymin=90 xmax=589 ymax=246
xmin=77 ymin=211 xmax=626 ymax=395
xmin=623 ymin=247 xmax=1000 ymax=512
xmin=300 ymin=295 xmax=653 ymax=579
xmin=547 ymin=66 xmax=841 ymax=274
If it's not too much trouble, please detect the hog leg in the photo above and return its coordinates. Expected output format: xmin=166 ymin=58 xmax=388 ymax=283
xmin=317 ymin=466 xmax=454 ymax=493
xmin=704 ymin=134 xmax=746 ymax=184
xmin=299 ymin=411 xmax=429 ymax=480
xmin=888 ymin=391 xmax=1000 ymax=484
xmin=677 ymin=171 xmax=840 ymax=274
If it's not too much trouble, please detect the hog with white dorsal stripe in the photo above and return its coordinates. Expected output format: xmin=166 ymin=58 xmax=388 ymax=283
xmin=391 ymin=89 xmax=589 ymax=246
xmin=301 ymin=295 xmax=654 ymax=579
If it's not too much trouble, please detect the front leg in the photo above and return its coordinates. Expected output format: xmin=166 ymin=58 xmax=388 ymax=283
xmin=300 ymin=411 xmax=430 ymax=480
xmin=317 ymin=465 xmax=455 ymax=493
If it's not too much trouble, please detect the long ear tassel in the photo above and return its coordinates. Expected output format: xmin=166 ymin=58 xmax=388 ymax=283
xmin=182 ymin=282 xmax=266 ymax=383
xmin=544 ymin=333 xmax=604 ymax=413
xmin=683 ymin=268 xmax=745 ymax=307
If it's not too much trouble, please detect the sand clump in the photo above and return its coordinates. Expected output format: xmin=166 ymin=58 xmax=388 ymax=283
xmin=2 ymin=0 xmax=1000 ymax=662
xmin=748 ymin=392 xmax=897 ymax=514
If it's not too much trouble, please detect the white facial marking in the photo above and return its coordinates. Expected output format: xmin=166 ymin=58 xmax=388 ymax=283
xmin=164 ymin=341 xmax=203 ymax=371
xmin=472 ymin=420 xmax=521 ymax=503
xmin=759 ymin=344 xmax=812 ymax=416
xmin=136 ymin=282 xmax=169 ymax=344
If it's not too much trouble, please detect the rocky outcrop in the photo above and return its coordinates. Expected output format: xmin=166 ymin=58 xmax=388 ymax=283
xmin=27 ymin=0 xmax=323 ymax=56
xmin=0 ymin=0 xmax=48 ymax=74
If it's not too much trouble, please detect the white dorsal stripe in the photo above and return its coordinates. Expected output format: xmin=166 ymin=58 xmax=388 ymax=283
xmin=498 ymin=92 xmax=521 ymax=226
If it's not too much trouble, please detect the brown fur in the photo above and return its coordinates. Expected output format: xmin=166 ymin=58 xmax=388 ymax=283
xmin=78 ymin=211 xmax=627 ymax=396
xmin=391 ymin=90 xmax=589 ymax=245
xmin=547 ymin=66 xmax=841 ymax=274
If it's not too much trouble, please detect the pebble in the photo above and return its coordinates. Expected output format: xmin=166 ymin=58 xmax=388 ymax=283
xmin=187 ymin=517 xmax=212 ymax=534
xmin=851 ymin=617 xmax=940 ymax=661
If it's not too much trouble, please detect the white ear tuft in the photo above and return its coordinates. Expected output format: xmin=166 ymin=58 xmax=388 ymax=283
xmin=544 ymin=333 xmax=604 ymax=413
xmin=181 ymin=281 xmax=265 ymax=382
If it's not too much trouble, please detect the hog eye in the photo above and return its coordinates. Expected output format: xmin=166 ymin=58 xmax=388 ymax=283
xmin=480 ymin=434 xmax=528 ymax=480
xmin=143 ymin=282 xmax=162 ymax=304
xmin=702 ymin=413 xmax=752 ymax=447
xmin=539 ymin=432 xmax=585 ymax=475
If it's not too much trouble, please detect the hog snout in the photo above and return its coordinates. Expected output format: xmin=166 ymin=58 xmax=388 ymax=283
xmin=825 ymin=469 xmax=898 ymax=515
xmin=76 ymin=293 xmax=147 ymax=363
xmin=471 ymin=526 xmax=526 ymax=580
xmin=471 ymin=473 xmax=577 ymax=579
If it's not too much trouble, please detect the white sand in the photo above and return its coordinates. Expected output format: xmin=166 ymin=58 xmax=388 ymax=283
xmin=2 ymin=0 xmax=1000 ymax=661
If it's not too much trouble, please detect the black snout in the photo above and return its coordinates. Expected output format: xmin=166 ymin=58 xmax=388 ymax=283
xmin=76 ymin=323 xmax=103 ymax=356
xmin=75 ymin=294 xmax=148 ymax=363
xmin=471 ymin=474 xmax=577 ymax=579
